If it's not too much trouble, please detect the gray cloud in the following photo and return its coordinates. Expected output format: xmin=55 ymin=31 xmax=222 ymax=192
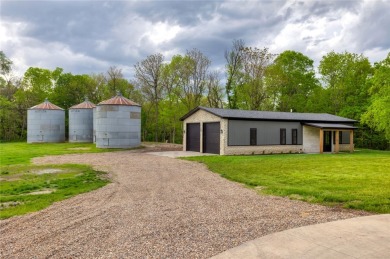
xmin=347 ymin=0 xmax=390 ymax=51
xmin=1 ymin=0 xmax=389 ymax=80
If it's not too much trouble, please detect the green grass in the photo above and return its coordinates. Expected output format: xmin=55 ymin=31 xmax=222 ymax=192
xmin=0 ymin=142 xmax=124 ymax=165
xmin=0 ymin=142 xmax=119 ymax=219
xmin=185 ymin=150 xmax=390 ymax=213
xmin=0 ymin=164 xmax=108 ymax=219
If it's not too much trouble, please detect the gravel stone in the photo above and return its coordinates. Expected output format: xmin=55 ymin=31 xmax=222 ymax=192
xmin=0 ymin=147 xmax=370 ymax=258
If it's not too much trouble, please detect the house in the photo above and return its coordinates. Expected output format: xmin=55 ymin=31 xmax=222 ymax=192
xmin=180 ymin=106 xmax=357 ymax=155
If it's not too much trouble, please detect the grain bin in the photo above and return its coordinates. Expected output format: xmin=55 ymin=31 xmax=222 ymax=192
xmin=69 ymin=98 xmax=96 ymax=142
xmin=27 ymin=99 xmax=65 ymax=143
xmin=95 ymin=92 xmax=141 ymax=148
xmin=93 ymin=107 xmax=96 ymax=143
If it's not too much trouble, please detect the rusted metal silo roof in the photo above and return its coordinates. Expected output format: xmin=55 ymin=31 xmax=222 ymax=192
xmin=29 ymin=99 xmax=64 ymax=110
xmin=70 ymin=98 xmax=96 ymax=109
xmin=98 ymin=92 xmax=140 ymax=106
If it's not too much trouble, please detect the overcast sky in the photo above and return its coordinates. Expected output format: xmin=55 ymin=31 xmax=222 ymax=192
xmin=1 ymin=0 xmax=390 ymax=80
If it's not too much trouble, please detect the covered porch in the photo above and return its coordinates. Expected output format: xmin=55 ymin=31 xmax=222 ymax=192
xmin=303 ymin=123 xmax=357 ymax=154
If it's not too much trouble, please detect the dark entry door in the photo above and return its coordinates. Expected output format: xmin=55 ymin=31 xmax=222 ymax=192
xmin=186 ymin=123 xmax=200 ymax=152
xmin=324 ymin=131 xmax=332 ymax=152
xmin=203 ymin=122 xmax=220 ymax=154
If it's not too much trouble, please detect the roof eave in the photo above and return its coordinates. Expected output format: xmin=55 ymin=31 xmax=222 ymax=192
xmin=226 ymin=117 xmax=356 ymax=123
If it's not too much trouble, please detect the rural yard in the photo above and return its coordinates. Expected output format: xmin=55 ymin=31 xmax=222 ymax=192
xmin=0 ymin=146 xmax=370 ymax=258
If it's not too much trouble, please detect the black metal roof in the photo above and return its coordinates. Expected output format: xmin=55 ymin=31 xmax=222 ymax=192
xmin=180 ymin=106 xmax=357 ymax=123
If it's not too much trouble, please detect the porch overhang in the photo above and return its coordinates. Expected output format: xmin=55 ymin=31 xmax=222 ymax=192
xmin=303 ymin=123 xmax=356 ymax=154
xmin=303 ymin=123 xmax=358 ymax=130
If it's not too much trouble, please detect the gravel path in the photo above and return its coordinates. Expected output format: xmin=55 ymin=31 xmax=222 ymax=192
xmin=0 ymin=150 xmax=369 ymax=258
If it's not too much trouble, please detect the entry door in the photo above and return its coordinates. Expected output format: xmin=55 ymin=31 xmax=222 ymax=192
xmin=324 ymin=131 xmax=332 ymax=152
xmin=203 ymin=122 xmax=220 ymax=154
xmin=186 ymin=123 xmax=200 ymax=152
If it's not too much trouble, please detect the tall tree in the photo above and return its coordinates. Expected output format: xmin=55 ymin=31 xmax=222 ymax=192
xmin=21 ymin=67 xmax=63 ymax=104
xmin=0 ymin=51 xmax=18 ymax=100
xmin=0 ymin=51 xmax=12 ymax=76
xmin=266 ymin=50 xmax=320 ymax=112
xmin=225 ymin=39 xmax=244 ymax=109
xmin=319 ymin=51 xmax=372 ymax=119
xmin=106 ymin=66 xmax=124 ymax=95
xmin=181 ymin=48 xmax=211 ymax=110
xmin=361 ymin=53 xmax=390 ymax=142
xmin=206 ymin=71 xmax=224 ymax=108
xmin=134 ymin=53 xmax=164 ymax=142
xmin=237 ymin=47 xmax=275 ymax=110
xmin=160 ymin=59 xmax=182 ymax=143
xmin=89 ymin=73 xmax=108 ymax=103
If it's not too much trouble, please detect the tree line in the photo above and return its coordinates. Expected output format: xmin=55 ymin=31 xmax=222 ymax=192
xmin=1 ymin=41 xmax=389 ymax=149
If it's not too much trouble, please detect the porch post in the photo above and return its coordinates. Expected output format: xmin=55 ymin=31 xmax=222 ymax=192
xmin=335 ymin=130 xmax=339 ymax=153
xmin=319 ymin=129 xmax=323 ymax=154
xmin=350 ymin=130 xmax=354 ymax=153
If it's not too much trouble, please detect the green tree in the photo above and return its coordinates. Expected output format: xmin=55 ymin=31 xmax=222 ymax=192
xmin=0 ymin=51 xmax=12 ymax=76
xmin=206 ymin=71 xmax=224 ymax=108
xmin=224 ymin=39 xmax=245 ymax=109
xmin=236 ymin=47 xmax=275 ymax=110
xmin=21 ymin=67 xmax=63 ymax=104
xmin=134 ymin=53 xmax=164 ymax=142
xmin=0 ymin=51 xmax=18 ymax=101
xmin=361 ymin=53 xmax=390 ymax=142
xmin=319 ymin=51 xmax=372 ymax=120
xmin=266 ymin=50 xmax=320 ymax=112
xmin=181 ymin=49 xmax=211 ymax=110
xmin=51 ymin=73 xmax=97 ymax=109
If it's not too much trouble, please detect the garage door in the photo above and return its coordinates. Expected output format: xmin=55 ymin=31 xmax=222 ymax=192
xmin=186 ymin=123 xmax=200 ymax=152
xmin=203 ymin=122 xmax=220 ymax=154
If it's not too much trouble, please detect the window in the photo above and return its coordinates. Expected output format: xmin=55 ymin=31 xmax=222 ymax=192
xmin=292 ymin=129 xmax=298 ymax=145
xmin=280 ymin=128 xmax=286 ymax=145
xmin=250 ymin=128 xmax=257 ymax=146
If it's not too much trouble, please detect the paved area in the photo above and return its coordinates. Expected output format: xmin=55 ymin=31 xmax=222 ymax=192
xmin=213 ymin=214 xmax=390 ymax=259
xmin=146 ymin=150 xmax=215 ymax=158
xmin=0 ymin=150 xmax=369 ymax=258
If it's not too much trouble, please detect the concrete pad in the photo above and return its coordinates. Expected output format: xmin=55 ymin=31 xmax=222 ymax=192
xmin=212 ymin=214 xmax=390 ymax=259
xmin=145 ymin=151 xmax=215 ymax=158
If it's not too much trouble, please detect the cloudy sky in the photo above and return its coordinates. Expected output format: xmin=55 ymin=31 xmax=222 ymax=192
xmin=1 ymin=0 xmax=390 ymax=80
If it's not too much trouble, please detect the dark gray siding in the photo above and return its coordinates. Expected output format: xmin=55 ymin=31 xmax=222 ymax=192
xmin=228 ymin=120 xmax=302 ymax=146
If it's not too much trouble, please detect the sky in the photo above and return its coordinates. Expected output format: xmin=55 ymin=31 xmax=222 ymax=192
xmin=1 ymin=0 xmax=390 ymax=80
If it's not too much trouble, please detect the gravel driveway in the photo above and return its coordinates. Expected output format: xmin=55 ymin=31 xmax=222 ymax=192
xmin=0 ymin=149 xmax=369 ymax=258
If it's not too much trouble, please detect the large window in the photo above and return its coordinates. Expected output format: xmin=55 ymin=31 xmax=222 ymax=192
xmin=250 ymin=128 xmax=257 ymax=146
xmin=292 ymin=129 xmax=298 ymax=145
xmin=280 ymin=128 xmax=286 ymax=145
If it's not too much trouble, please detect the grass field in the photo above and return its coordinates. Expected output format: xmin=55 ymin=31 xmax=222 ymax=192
xmin=0 ymin=142 xmax=121 ymax=165
xmin=0 ymin=142 xmax=115 ymax=219
xmin=186 ymin=150 xmax=390 ymax=213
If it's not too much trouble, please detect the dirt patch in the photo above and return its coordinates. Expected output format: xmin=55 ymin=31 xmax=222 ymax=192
xmin=0 ymin=201 xmax=23 ymax=210
xmin=26 ymin=189 xmax=55 ymax=195
xmin=140 ymin=142 xmax=183 ymax=152
xmin=0 ymin=177 xmax=21 ymax=182
xmin=33 ymin=169 xmax=63 ymax=175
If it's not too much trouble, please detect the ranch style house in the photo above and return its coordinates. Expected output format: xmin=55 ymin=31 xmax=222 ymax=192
xmin=180 ymin=106 xmax=357 ymax=155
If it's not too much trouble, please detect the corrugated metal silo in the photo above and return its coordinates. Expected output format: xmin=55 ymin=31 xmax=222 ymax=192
xmin=95 ymin=92 xmax=141 ymax=148
xmin=69 ymin=98 xmax=96 ymax=142
xmin=27 ymin=99 xmax=65 ymax=143
xmin=93 ymin=107 xmax=96 ymax=143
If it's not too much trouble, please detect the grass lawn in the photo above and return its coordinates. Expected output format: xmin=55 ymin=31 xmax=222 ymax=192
xmin=185 ymin=150 xmax=390 ymax=213
xmin=0 ymin=142 xmax=118 ymax=219
xmin=0 ymin=142 xmax=123 ymax=165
